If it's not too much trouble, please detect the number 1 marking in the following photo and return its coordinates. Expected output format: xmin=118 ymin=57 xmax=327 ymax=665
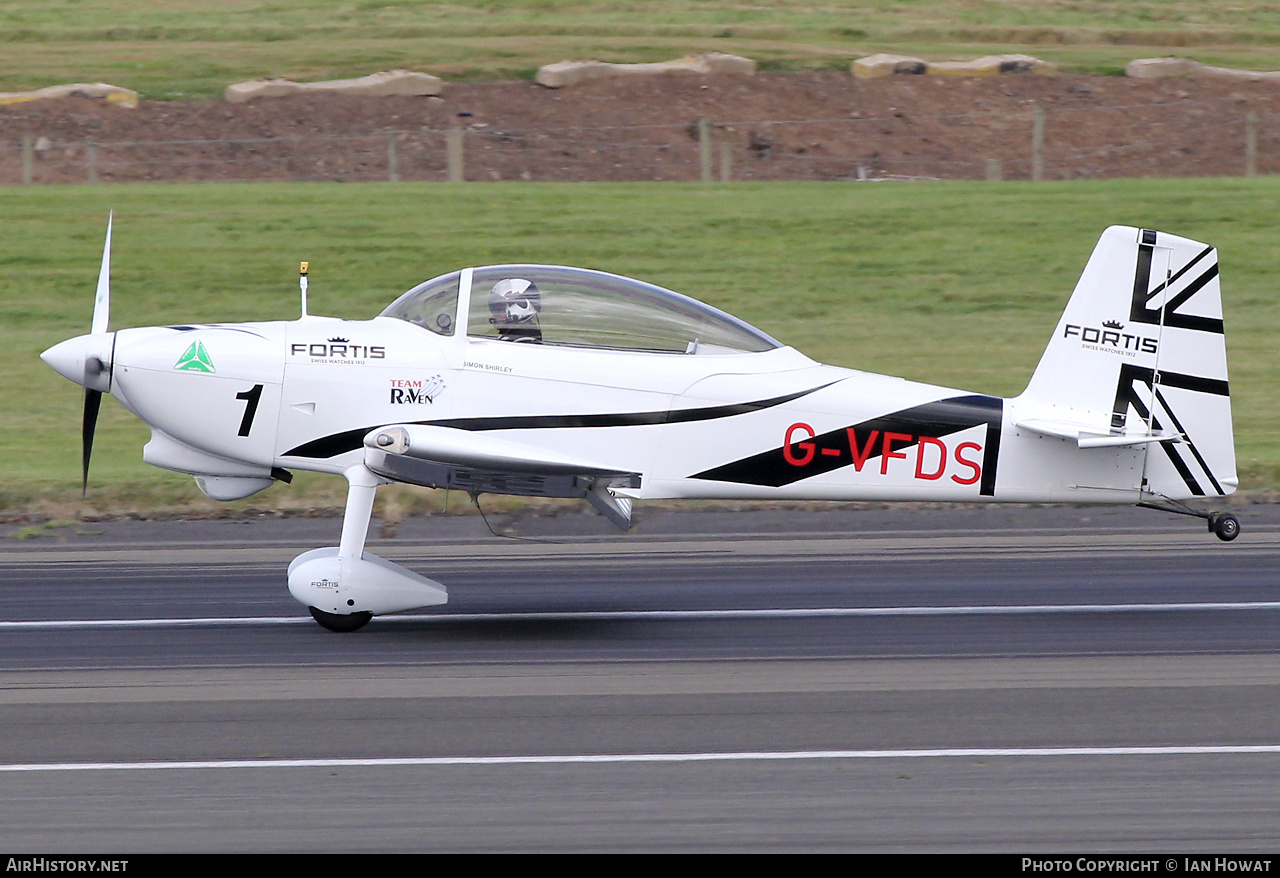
xmin=236 ymin=384 xmax=264 ymax=437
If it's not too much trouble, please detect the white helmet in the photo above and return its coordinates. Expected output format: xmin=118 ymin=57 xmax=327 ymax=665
xmin=489 ymin=278 xmax=541 ymax=326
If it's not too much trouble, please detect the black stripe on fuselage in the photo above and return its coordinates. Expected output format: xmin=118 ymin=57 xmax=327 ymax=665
xmin=690 ymin=395 xmax=1004 ymax=495
xmin=283 ymin=383 xmax=835 ymax=459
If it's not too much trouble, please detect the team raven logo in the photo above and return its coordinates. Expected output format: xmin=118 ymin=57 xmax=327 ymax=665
xmin=390 ymin=376 xmax=445 ymax=405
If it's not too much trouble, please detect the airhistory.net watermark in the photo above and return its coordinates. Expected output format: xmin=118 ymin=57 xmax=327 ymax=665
xmin=5 ymin=861 xmax=128 ymax=872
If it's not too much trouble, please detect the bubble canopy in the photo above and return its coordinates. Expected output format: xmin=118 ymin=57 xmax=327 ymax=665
xmin=380 ymin=265 xmax=782 ymax=355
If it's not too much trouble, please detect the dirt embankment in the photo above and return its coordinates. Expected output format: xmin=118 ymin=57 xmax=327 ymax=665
xmin=3 ymin=71 xmax=1279 ymax=184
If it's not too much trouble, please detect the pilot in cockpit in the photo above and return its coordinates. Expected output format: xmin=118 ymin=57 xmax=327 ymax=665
xmin=488 ymin=278 xmax=542 ymax=343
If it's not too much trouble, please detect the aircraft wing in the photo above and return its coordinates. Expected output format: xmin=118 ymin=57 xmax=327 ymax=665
xmin=362 ymin=423 xmax=640 ymax=530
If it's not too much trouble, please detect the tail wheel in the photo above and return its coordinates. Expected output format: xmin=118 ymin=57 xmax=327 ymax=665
xmin=1211 ymin=513 xmax=1240 ymax=542
xmin=308 ymin=607 xmax=373 ymax=632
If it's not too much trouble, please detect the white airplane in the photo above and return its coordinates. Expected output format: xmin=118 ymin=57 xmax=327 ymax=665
xmin=42 ymin=219 xmax=1240 ymax=631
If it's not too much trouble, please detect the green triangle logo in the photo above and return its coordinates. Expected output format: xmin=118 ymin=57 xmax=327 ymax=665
xmin=175 ymin=340 xmax=215 ymax=373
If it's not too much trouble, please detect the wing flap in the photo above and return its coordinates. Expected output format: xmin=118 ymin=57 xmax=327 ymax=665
xmin=362 ymin=424 xmax=641 ymax=529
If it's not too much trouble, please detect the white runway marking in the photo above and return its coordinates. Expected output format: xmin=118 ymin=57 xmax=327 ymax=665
xmin=3 ymin=601 xmax=1280 ymax=629
xmin=2 ymin=745 xmax=1280 ymax=773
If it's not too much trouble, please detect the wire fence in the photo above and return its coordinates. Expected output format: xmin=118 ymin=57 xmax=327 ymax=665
xmin=4 ymin=99 xmax=1277 ymax=185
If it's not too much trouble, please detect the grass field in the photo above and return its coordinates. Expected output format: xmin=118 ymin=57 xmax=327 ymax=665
xmin=3 ymin=1 xmax=1280 ymax=99
xmin=3 ymin=178 xmax=1277 ymax=517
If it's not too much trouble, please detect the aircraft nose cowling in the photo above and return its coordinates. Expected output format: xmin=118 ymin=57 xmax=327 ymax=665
xmin=41 ymin=333 xmax=114 ymax=392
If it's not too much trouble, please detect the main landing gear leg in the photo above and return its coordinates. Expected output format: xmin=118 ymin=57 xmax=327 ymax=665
xmin=287 ymin=464 xmax=448 ymax=631
xmin=310 ymin=465 xmax=380 ymax=632
xmin=1138 ymin=501 xmax=1241 ymax=542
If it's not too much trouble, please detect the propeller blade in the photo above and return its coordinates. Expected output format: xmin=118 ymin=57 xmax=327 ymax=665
xmin=91 ymin=212 xmax=112 ymax=336
xmin=80 ymin=214 xmax=114 ymax=494
xmin=82 ymin=389 xmax=102 ymax=495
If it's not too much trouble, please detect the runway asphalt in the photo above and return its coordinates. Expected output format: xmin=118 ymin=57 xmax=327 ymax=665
xmin=1 ymin=504 xmax=1278 ymax=851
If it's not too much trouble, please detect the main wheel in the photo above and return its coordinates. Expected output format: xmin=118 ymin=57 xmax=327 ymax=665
xmin=308 ymin=606 xmax=373 ymax=632
xmin=1212 ymin=513 xmax=1240 ymax=542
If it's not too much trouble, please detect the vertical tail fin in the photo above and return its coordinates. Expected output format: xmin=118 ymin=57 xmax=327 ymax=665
xmin=1018 ymin=226 xmax=1236 ymax=499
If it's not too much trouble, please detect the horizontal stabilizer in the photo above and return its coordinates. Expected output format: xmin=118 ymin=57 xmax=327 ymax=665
xmin=1016 ymin=418 xmax=1181 ymax=448
xmin=1077 ymin=432 xmax=1180 ymax=449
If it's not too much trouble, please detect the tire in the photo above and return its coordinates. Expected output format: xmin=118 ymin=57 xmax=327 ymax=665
xmin=1212 ymin=513 xmax=1240 ymax=542
xmin=308 ymin=606 xmax=373 ymax=632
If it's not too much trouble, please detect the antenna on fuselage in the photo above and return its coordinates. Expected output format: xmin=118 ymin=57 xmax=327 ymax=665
xmin=299 ymin=261 xmax=309 ymax=317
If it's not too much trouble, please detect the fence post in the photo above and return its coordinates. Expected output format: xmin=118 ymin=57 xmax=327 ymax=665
xmin=387 ymin=132 xmax=399 ymax=183
xmin=1246 ymin=112 xmax=1258 ymax=178
xmin=985 ymin=158 xmax=1003 ymax=182
xmin=21 ymin=135 xmax=33 ymax=185
xmin=698 ymin=117 xmax=712 ymax=183
xmin=446 ymin=126 xmax=464 ymax=182
xmin=1031 ymin=105 xmax=1045 ymax=182
xmin=720 ymin=142 xmax=732 ymax=182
